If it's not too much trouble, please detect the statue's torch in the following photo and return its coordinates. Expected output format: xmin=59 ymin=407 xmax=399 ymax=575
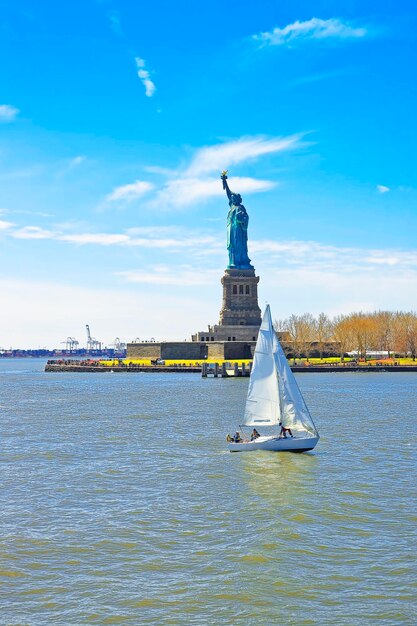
xmin=221 ymin=170 xmax=228 ymax=189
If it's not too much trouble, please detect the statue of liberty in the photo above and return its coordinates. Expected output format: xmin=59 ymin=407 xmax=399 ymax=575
xmin=221 ymin=171 xmax=254 ymax=270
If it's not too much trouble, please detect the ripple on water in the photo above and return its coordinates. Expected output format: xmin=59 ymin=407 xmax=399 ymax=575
xmin=1 ymin=366 xmax=416 ymax=625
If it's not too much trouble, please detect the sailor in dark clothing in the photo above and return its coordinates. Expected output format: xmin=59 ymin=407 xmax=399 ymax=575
xmin=251 ymin=428 xmax=260 ymax=441
xmin=279 ymin=422 xmax=293 ymax=438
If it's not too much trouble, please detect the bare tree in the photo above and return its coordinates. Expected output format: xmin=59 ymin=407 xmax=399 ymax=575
xmin=315 ymin=312 xmax=334 ymax=359
xmin=284 ymin=313 xmax=316 ymax=362
xmin=274 ymin=309 xmax=417 ymax=362
xmin=372 ymin=311 xmax=394 ymax=357
xmin=397 ymin=312 xmax=417 ymax=360
xmin=273 ymin=318 xmax=292 ymax=358
xmin=347 ymin=313 xmax=378 ymax=360
xmin=332 ymin=315 xmax=352 ymax=361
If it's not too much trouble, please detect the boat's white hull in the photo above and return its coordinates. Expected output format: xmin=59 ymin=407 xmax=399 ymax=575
xmin=228 ymin=435 xmax=319 ymax=453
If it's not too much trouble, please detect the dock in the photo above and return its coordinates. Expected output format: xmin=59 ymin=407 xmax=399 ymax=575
xmin=201 ymin=362 xmax=252 ymax=377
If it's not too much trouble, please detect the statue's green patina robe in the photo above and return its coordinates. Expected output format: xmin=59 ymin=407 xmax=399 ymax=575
xmin=222 ymin=174 xmax=253 ymax=270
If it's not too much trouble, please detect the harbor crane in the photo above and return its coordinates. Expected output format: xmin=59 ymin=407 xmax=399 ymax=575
xmin=61 ymin=337 xmax=79 ymax=352
xmin=110 ymin=337 xmax=126 ymax=352
xmin=86 ymin=324 xmax=101 ymax=351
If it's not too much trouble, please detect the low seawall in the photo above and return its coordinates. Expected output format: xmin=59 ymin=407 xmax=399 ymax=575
xmin=44 ymin=363 xmax=417 ymax=374
xmin=44 ymin=364 xmax=201 ymax=373
xmin=291 ymin=365 xmax=417 ymax=373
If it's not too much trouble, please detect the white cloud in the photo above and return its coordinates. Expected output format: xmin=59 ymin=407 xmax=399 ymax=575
xmin=59 ymin=233 xmax=130 ymax=245
xmin=101 ymin=134 xmax=301 ymax=210
xmin=0 ymin=104 xmax=19 ymax=122
xmin=250 ymin=239 xmax=417 ymax=274
xmin=6 ymin=222 xmax=221 ymax=252
xmin=126 ymin=235 xmax=220 ymax=250
xmin=156 ymin=176 xmax=276 ymax=208
xmin=106 ymin=180 xmax=154 ymax=202
xmin=135 ymin=57 xmax=156 ymax=97
xmin=187 ymin=135 xmax=303 ymax=176
xmin=377 ymin=184 xmax=390 ymax=194
xmin=56 ymin=155 xmax=87 ymax=177
xmin=364 ymin=256 xmax=399 ymax=266
xmin=11 ymin=226 xmax=56 ymax=240
xmin=69 ymin=155 xmax=86 ymax=168
xmin=254 ymin=17 xmax=367 ymax=47
xmin=0 ymin=219 xmax=14 ymax=231
xmin=8 ymin=219 xmax=417 ymax=279
xmin=116 ymin=266 xmax=219 ymax=286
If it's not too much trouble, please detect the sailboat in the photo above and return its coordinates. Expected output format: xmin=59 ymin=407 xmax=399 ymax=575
xmin=227 ymin=305 xmax=319 ymax=452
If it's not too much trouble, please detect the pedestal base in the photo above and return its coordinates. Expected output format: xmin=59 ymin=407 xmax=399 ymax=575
xmin=219 ymin=268 xmax=261 ymax=327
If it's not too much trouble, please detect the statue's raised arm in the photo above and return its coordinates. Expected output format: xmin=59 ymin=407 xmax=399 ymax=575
xmin=221 ymin=170 xmax=233 ymax=202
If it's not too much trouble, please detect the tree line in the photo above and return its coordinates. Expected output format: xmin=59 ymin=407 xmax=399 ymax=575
xmin=274 ymin=311 xmax=417 ymax=361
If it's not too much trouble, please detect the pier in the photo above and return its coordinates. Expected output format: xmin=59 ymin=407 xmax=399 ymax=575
xmin=201 ymin=362 xmax=252 ymax=377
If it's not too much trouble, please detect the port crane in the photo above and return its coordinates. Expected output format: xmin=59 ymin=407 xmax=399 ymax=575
xmin=86 ymin=325 xmax=101 ymax=351
xmin=61 ymin=337 xmax=79 ymax=352
xmin=110 ymin=337 xmax=126 ymax=352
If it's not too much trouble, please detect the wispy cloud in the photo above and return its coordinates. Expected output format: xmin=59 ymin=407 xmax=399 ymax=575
xmin=11 ymin=226 xmax=56 ymax=240
xmin=251 ymin=239 xmax=417 ymax=273
xmin=102 ymin=134 xmax=300 ymax=209
xmin=60 ymin=233 xmax=130 ymax=245
xmin=116 ymin=266 xmax=220 ymax=287
xmin=7 ymin=219 xmax=417 ymax=278
xmin=156 ymin=176 xmax=276 ymax=208
xmin=151 ymin=134 xmax=303 ymax=207
xmin=254 ymin=17 xmax=367 ymax=47
xmin=186 ymin=135 xmax=303 ymax=176
xmin=7 ymin=222 xmax=221 ymax=252
xmin=69 ymin=155 xmax=86 ymax=168
xmin=135 ymin=57 xmax=156 ymax=97
xmin=108 ymin=10 xmax=123 ymax=36
xmin=377 ymin=184 xmax=390 ymax=194
xmin=0 ymin=219 xmax=15 ymax=230
xmin=0 ymin=104 xmax=19 ymax=122
xmin=106 ymin=180 xmax=154 ymax=202
xmin=56 ymin=155 xmax=87 ymax=178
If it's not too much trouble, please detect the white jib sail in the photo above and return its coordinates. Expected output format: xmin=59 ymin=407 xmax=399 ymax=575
xmin=272 ymin=325 xmax=319 ymax=438
xmin=242 ymin=306 xmax=281 ymax=426
xmin=243 ymin=305 xmax=319 ymax=438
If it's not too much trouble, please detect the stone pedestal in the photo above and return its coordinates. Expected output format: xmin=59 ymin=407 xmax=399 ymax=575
xmin=192 ymin=267 xmax=262 ymax=343
xmin=219 ymin=268 xmax=261 ymax=327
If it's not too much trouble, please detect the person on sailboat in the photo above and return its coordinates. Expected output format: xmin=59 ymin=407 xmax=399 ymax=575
xmin=279 ymin=422 xmax=294 ymax=438
xmin=234 ymin=431 xmax=242 ymax=443
xmin=251 ymin=428 xmax=260 ymax=441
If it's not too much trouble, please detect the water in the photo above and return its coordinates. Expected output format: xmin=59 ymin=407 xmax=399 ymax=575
xmin=1 ymin=359 xmax=416 ymax=625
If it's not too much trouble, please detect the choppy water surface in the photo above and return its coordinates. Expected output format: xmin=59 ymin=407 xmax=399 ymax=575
xmin=1 ymin=360 xmax=416 ymax=625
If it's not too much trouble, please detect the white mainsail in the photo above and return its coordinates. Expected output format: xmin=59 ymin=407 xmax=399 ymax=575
xmin=243 ymin=305 xmax=319 ymax=438
xmin=242 ymin=306 xmax=281 ymax=426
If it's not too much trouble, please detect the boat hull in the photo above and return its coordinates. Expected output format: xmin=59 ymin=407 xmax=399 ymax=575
xmin=228 ymin=435 xmax=319 ymax=453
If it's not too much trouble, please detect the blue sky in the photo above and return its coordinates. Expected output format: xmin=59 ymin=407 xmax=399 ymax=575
xmin=1 ymin=0 xmax=417 ymax=347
